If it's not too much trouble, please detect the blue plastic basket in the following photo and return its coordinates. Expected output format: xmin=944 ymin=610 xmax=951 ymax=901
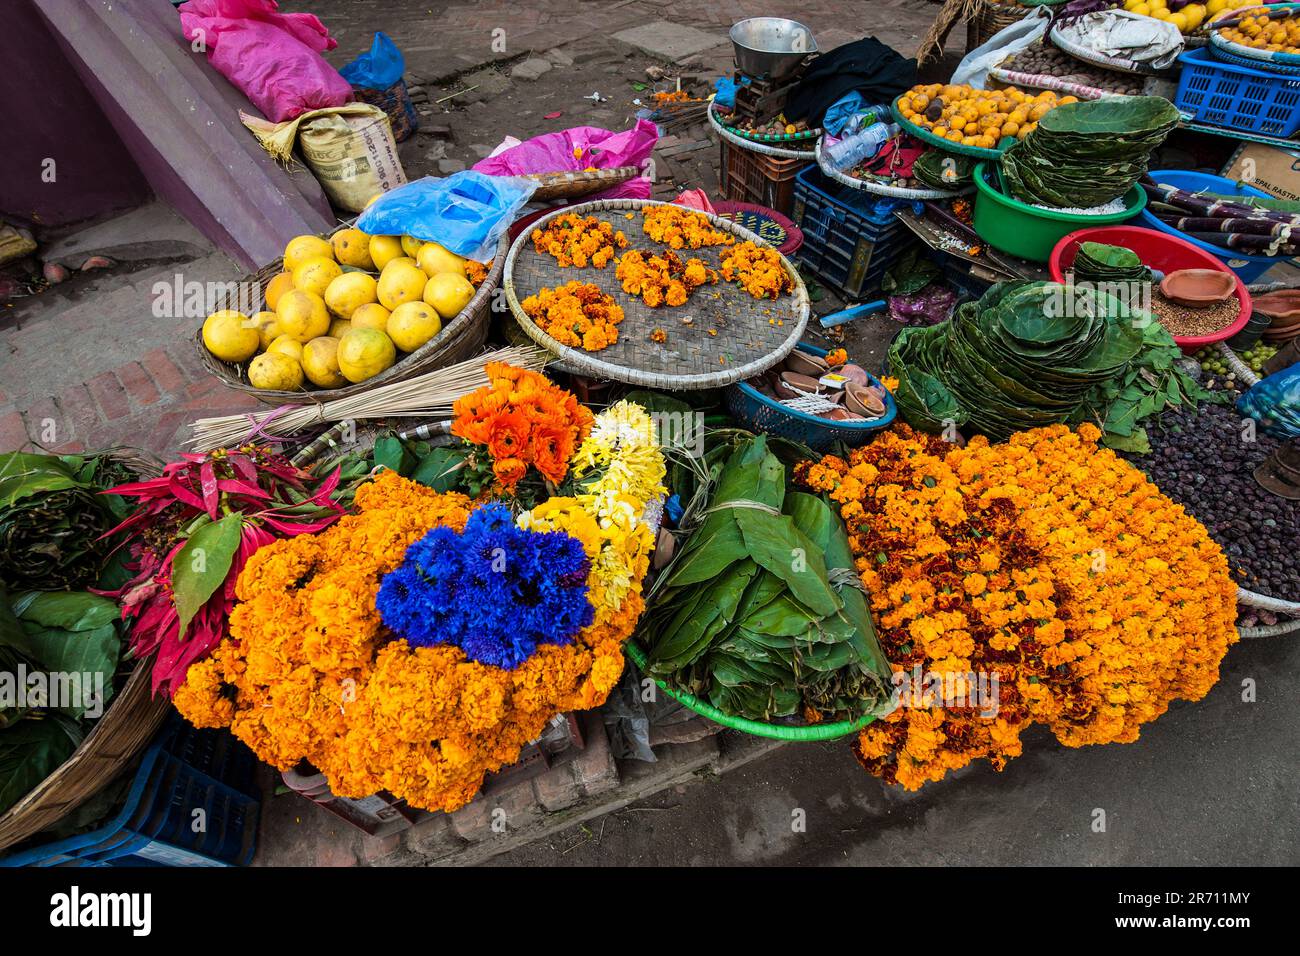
xmin=1 ymin=720 xmax=260 ymax=868
xmin=790 ymin=166 xmax=911 ymax=298
xmin=725 ymin=343 xmax=896 ymax=452
xmin=1174 ymin=47 xmax=1300 ymax=138
xmin=1136 ymin=169 xmax=1291 ymax=283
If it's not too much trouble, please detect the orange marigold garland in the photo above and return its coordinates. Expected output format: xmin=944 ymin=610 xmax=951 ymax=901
xmin=530 ymin=213 xmax=627 ymax=269
xmin=520 ymin=280 xmax=625 ymax=352
xmin=615 ymin=249 xmax=718 ymax=308
xmin=795 ymin=423 xmax=1238 ymax=791
xmin=450 ymin=362 xmax=594 ymax=488
xmin=642 ymin=204 xmax=736 ymax=249
xmin=721 ymin=241 xmax=794 ymax=300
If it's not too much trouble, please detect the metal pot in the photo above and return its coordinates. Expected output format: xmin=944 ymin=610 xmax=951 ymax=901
xmin=729 ymin=17 xmax=818 ymax=81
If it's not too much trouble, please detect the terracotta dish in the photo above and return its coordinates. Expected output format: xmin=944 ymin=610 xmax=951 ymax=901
xmin=1159 ymin=269 xmax=1236 ymax=308
xmin=1251 ymin=289 xmax=1300 ymax=324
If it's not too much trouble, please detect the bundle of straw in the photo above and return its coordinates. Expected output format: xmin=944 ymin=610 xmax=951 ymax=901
xmin=188 ymin=346 xmax=550 ymax=452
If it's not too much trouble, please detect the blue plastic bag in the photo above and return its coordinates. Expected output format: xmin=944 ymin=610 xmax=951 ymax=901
xmin=1238 ymin=361 xmax=1300 ymax=439
xmin=340 ymin=32 xmax=405 ymax=90
xmin=356 ymin=171 xmax=538 ymax=262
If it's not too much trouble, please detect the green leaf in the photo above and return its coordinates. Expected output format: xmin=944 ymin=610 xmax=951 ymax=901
xmin=371 ymin=435 xmax=410 ymax=475
xmin=10 ymin=591 xmax=118 ymax=632
xmin=172 ymin=513 xmax=243 ymax=639
xmin=0 ymin=716 xmax=82 ymax=815
xmin=411 ymin=447 xmax=469 ymax=493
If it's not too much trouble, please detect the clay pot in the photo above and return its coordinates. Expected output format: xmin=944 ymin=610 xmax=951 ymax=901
xmin=779 ymin=371 xmax=824 ymax=398
xmin=784 ymin=350 xmax=829 ymax=377
xmin=837 ymin=363 xmax=870 ymax=386
xmin=1159 ymin=269 xmax=1236 ymax=308
xmin=844 ymin=382 xmax=886 ymax=418
xmin=823 ymin=407 xmax=866 ymax=422
xmin=1252 ymin=289 xmax=1300 ymax=323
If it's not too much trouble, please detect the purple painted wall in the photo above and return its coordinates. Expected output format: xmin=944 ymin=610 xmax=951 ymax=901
xmin=0 ymin=1 xmax=152 ymax=228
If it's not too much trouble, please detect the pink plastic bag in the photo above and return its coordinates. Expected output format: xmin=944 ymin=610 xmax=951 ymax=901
xmin=179 ymin=0 xmax=352 ymax=122
xmin=672 ymin=189 xmax=716 ymax=214
xmin=472 ymin=121 xmax=659 ymax=201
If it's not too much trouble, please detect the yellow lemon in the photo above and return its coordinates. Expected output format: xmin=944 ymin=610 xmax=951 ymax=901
xmin=400 ymin=234 xmax=424 ymax=258
xmin=369 ymin=234 xmax=404 ymax=270
xmin=1132 ymin=1 xmax=1152 ymax=14
xmin=276 ymin=289 xmax=331 ymax=342
xmin=377 ymin=259 xmax=427 ymax=310
xmin=292 ymin=256 xmax=343 ymax=297
xmin=336 ymin=327 xmax=397 ymax=383
xmin=386 ymin=301 xmax=443 ymax=352
xmin=331 ymin=228 xmax=375 ymax=269
xmin=202 ymin=310 xmax=259 ymax=362
xmin=248 ymin=351 xmax=304 ymax=391
xmin=264 ymin=271 xmax=295 ymax=312
xmin=283 ymin=235 xmax=333 ymax=272
xmin=328 ymin=318 xmax=353 ymax=338
xmin=302 ymin=336 xmax=348 ymax=388
xmin=323 ymin=271 xmax=378 ymax=318
xmin=416 ymin=241 xmax=466 ymax=278
xmin=1151 ymin=7 xmax=1171 ymax=18
xmin=364 ymin=192 xmax=384 ymax=208
xmin=249 ymin=310 xmax=282 ymax=351
xmin=422 ymin=272 xmax=475 ymax=319
xmin=268 ymin=335 xmax=305 ymax=361
xmin=1169 ymin=11 xmax=1188 ymax=29
xmin=350 ymin=302 xmax=391 ymax=332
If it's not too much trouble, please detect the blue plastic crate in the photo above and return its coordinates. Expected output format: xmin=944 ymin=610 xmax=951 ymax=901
xmin=725 ymin=343 xmax=896 ymax=452
xmin=790 ymin=166 xmax=913 ymax=297
xmin=1 ymin=720 xmax=260 ymax=868
xmin=1175 ymin=48 xmax=1300 ymax=139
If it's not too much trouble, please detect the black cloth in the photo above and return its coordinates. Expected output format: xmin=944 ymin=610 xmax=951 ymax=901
xmin=784 ymin=37 xmax=917 ymax=128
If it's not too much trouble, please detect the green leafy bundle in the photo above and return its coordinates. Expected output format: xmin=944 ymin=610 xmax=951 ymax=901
xmin=1002 ymin=97 xmax=1179 ymax=208
xmin=1071 ymin=242 xmax=1150 ymax=285
xmin=636 ymin=436 xmax=893 ymax=722
xmin=0 ymin=453 xmax=131 ymax=592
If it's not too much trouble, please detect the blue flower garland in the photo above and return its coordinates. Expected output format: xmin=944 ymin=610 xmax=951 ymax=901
xmin=376 ymin=503 xmax=594 ymax=669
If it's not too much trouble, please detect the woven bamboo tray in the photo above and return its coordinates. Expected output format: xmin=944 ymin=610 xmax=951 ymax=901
xmin=197 ymin=228 xmax=508 ymax=406
xmin=967 ymin=0 xmax=1032 ymax=52
xmin=890 ymin=96 xmax=1011 ymax=160
xmin=814 ymin=140 xmax=971 ymax=199
xmin=1209 ymin=4 xmax=1300 ymax=66
xmin=0 ymin=452 xmax=171 ymax=855
xmin=1049 ymin=22 xmax=1179 ymax=76
xmin=525 ymin=166 xmax=641 ymax=203
xmin=504 ymin=199 xmax=810 ymax=389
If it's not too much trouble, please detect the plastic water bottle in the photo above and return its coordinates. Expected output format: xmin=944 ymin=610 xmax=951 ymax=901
xmin=839 ymin=104 xmax=892 ymax=137
xmin=823 ymin=122 xmax=900 ymax=172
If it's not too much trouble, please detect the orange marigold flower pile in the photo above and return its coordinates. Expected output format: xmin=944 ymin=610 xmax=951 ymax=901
xmin=795 ymin=422 xmax=1238 ymax=792
xmin=465 ymin=258 xmax=490 ymax=287
xmin=721 ymin=242 xmax=794 ymax=300
xmin=531 ymin=213 xmax=627 ymax=269
xmin=615 ymin=249 xmax=718 ymax=308
xmin=520 ymin=280 xmax=625 ymax=352
xmin=451 ymin=362 xmax=594 ymax=488
xmin=642 ymin=204 xmax=736 ymax=250
xmin=172 ymin=470 xmax=644 ymax=814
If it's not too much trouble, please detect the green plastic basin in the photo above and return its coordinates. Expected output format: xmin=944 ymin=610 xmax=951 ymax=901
xmin=971 ymin=162 xmax=1147 ymax=263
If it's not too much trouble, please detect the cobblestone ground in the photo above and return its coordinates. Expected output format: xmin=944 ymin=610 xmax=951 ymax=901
xmin=1 ymin=0 xmax=958 ymax=457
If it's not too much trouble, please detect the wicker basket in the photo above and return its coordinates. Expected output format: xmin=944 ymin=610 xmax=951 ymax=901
xmin=0 ymin=452 xmax=171 ymax=855
xmin=967 ymin=0 xmax=1032 ymax=52
xmin=524 ymin=167 xmax=641 ymax=203
xmin=504 ymin=199 xmax=811 ymax=390
xmin=351 ymin=79 xmax=419 ymax=142
xmin=197 ymin=228 xmax=508 ymax=406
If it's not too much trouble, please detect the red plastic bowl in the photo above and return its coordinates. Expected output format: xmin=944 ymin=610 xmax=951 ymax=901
xmin=1048 ymin=225 xmax=1252 ymax=354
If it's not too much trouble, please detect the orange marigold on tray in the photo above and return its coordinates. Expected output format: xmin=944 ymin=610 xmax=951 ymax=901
xmin=465 ymin=258 xmax=491 ymax=287
xmin=520 ymin=280 xmax=626 ymax=352
xmin=615 ymin=248 xmax=718 ymax=308
xmin=721 ymin=241 xmax=794 ymax=300
xmin=642 ymin=204 xmax=736 ymax=250
xmin=531 ymin=212 xmax=627 ymax=268
xmin=795 ymin=423 xmax=1238 ymax=792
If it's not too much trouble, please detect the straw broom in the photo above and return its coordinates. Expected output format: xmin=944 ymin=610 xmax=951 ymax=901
xmin=188 ymin=345 xmax=550 ymax=452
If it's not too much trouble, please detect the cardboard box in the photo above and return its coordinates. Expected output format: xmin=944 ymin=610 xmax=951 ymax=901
xmin=1224 ymin=143 xmax=1300 ymax=202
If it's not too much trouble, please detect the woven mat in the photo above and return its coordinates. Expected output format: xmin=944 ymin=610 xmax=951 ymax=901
xmin=504 ymin=199 xmax=810 ymax=389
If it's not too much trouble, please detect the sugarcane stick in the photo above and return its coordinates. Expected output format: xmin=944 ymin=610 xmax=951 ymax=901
xmin=1164 ymin=216 xmax=1296 ymax=238
xmin=1141 ymin=181 xmax=1300 ymax=226
xmin=1181 ymin=231 xmax=1300 ymax=257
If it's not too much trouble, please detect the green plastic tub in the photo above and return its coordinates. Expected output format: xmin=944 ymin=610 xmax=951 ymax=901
xmin=971 ymin=162 xmax=1146 ymax=263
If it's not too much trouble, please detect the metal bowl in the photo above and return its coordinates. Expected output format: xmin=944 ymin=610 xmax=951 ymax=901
xmin=730 ymin=17 xmax=818 ymax=81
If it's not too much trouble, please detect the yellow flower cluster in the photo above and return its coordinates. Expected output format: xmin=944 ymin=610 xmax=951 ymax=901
xmin=174 ymin=403 xmax=666 ymax=813
xmin=531 ymin=213 xmax=627 ymax=269
xmin=796 ymin=423 xmax=1238 ymax=791
xmin=720 ymin=242 xmax=794 ymax=299
xmin=615 ymin=249 xmax=717 ymax=308
xmin=642 ymin=204 xmax=735 ymax=249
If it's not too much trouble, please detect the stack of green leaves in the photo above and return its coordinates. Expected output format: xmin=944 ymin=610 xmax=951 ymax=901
xmin=1001 ymin=97 xmax=1179 ymax=208
xmin=1 ymin=589 xmax=126 ymax=816
xmin=913 ymin=150 xmax=975 ymax=192
xmin=636 ymin=436 xmax=893 ymax=722
xmin=1071 ymin=242 xmax=1151 ymax=286
xmin=0 ymin=453 xmax=132 ymax=593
